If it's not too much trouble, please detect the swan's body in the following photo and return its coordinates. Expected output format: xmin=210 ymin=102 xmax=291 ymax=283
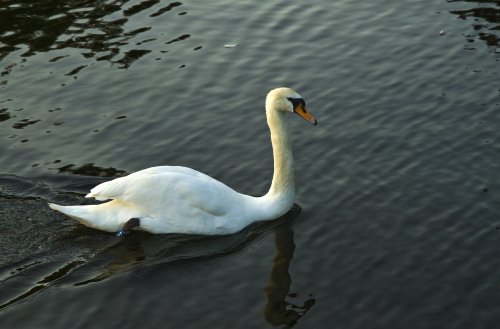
xmin=49 ymin=87 xmax=317 ymax=235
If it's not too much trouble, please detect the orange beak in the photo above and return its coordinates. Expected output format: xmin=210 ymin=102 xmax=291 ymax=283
xmin=294 ymin=103 xmax=317 ymax=125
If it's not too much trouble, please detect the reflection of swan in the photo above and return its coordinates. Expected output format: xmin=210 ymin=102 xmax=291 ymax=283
xmin=68 ymin=205 xmax=305 ymax=287
xmin=264 ymin=208 xmax=315 ymax=327
xmin=49 ymin=88 xmax=317 ymax=235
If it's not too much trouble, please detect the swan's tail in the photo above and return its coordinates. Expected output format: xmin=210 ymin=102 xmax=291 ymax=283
xmin=48 ymin=202 xmax=135 ymax=233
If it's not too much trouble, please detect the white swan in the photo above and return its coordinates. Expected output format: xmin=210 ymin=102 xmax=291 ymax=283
xmin=49 ymin=87 xmax=317 ymax=235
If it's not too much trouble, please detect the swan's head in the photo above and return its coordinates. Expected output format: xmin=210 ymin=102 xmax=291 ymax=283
xmin=266 ymin=87 xmax=317 ymax=125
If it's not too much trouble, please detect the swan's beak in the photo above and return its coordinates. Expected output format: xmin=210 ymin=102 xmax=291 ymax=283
xmin=294 ymin=103 xmax=317 ymax=126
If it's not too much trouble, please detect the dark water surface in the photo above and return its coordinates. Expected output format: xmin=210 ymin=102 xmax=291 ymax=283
xmin=1 ymin=0 xmax=500 ymax=328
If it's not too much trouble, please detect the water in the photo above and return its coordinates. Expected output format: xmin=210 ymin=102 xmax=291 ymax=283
xmin=1 ymin=0 xmax=500 ymax=328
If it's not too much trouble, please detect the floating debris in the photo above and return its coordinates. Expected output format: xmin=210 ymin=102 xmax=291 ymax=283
xmin=224 ymin=44 xmax=238 ymax=48
xmin=439 ymin=30 xmax=446 ymax=36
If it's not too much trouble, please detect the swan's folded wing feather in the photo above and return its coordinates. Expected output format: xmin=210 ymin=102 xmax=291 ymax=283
xmin=86 ymin=166 xmax=239 ymax=219
xmin=86 ymin=176 xmax=129 ymax=201
xmin=86 ymin=166 xmax=206 ymax=201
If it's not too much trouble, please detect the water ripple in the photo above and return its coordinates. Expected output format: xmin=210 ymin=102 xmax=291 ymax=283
xmin=0 ymin=0 xmax=191 ymax=76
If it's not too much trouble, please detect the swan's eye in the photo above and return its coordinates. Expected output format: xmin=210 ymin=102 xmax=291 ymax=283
xmin=287 ymin=97 xmax=305 ymax=111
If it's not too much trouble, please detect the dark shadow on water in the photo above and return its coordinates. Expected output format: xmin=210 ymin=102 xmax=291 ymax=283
xmin=0 ymin=196 xmax=314 ymax=327
xmin=64 ymin=204 xmax=304 ymax=286
xmin=263 ymin=216 xmax=316 ymax=328
xmin=57 ymin=163 xmax=128 ymax=178
xmin=0 ymin=0 xmax=187 ymax=72
xmin=448 ymin=0 xmax=500 ymax=52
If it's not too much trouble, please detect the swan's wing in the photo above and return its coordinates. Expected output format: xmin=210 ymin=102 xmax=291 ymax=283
xmin=86 ymin=166 xmax=207 ymax=201
xmin=86 ymin=166 xmax=239 ymax=217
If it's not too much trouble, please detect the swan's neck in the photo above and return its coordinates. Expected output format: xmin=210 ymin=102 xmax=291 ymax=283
xmin=238 ymin=106 xmax=296 ymax=224
xmin=267 ymin=109 xmax=294 ymax=196
xmin=260 ymin=108 xmax=295 ymax=217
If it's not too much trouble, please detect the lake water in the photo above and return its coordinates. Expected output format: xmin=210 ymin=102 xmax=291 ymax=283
xmin=1 ymin=0 xmax=500 ymax=328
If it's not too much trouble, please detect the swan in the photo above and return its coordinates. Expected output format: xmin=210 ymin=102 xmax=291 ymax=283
xmin=48 ymin=87 xmax=317 ymax=236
